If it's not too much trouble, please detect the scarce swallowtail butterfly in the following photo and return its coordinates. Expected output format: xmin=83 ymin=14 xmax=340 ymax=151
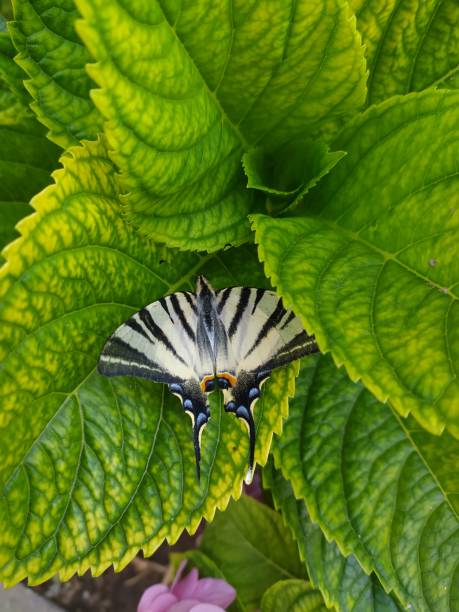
xmin=98 ymin=276 xmax=318 ymax=484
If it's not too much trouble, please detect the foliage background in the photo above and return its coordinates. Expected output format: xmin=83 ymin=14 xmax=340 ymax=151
xmin=0 ymin=0 xmax=458 ymax=610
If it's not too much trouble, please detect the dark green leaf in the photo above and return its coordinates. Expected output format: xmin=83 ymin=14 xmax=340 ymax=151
xmin=196 ymin=495 xmax=307 ymax=610
xmin=272 ymin=355 xmax=459 ymax=611
xmin=9 ymin=0 xmax=103 ymax=147
xmin=264 ymin=459 xmax=403 ymax=611
xmin=0 ymin=115 xmax=59 ymax=253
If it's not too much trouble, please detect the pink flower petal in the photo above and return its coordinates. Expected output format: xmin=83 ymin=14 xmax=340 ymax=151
xmin=169 ymin=600 xmax=226 ymax=612
xmin=190 ymin=605 xmax=227 ymax=612
xmin=183 ymin=578 xmax=236 ymax=608
xmin=171 ymin=568 xmax=200 ymax=599
xmin=137 ymin=584 xmax=178 ymax=612
xmin=168 ymin=599 xmax=202 ymax=612
xmin=171 ymin=560 xmax=188 ymax=590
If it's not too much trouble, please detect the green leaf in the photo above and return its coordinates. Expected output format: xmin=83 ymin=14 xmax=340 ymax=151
xmin=75 ymin=0 xmax=366 ymax=252
xmin=252 ymin=89 xmax=459 ymax=438
xmin=272 ymin=354 xmax=459 ymax=611
xmin=9 ymin=0 xmax=103 ymax=147
xmin=0 ymin=2 xmax=12 ymax=21
xmin=0 ymin=30 xmax=28 ymax=103
xmin=262 ymin=580 xmax=327 ymax=612
xmin=0 ymin=115 xmax=59 ymax=254
xmin=192 ymin=496 xmax=307 ymax=611
xmin=243 ymin=139 xmax=346 ymax=213
xmin=0 ymin=138 xmax=297 ymax=586
xmin=263 ymin=459 xmax=403 ymax=611
xmin=350 ymin=0 xmax=459 ymax=104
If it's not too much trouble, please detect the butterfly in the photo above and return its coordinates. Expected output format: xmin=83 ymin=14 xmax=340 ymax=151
xmin=98 ymin=276 xmax=318 ymax=483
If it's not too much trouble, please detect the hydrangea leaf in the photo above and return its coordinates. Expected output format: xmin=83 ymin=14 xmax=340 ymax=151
xmin=243 ymin=140 xmax=346 ymax=213
xmin=261 ymin=580 xmax=327 ymax=612
xmin=75 ymin=0 xmax=366 ymax=252
xmin=349 ymin=0 xmax=459 ymax=104
xmin=263 ymin=459 xmax=403 ymax=611
xmin=9 ymin=0 xmax=103 ymax=148
xmin=0 ymin=138 xmax=298 ymax=587
xmin=272 ymin=355 xmax=459 ymax=611
xmin=189 ymin=496 xmax=307 ymax=611
xmin=252 ymin=89 xmax=459 ymax=438
xmin=0 ymin=29 xmax=29 ymax=103
xmin=0 ymin=29 xmax=60 ymax=254
xmin=0 ymin=116 xmax=59 ymax=252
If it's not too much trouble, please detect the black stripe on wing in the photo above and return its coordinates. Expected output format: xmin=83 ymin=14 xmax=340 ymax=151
xmin=228 ymin=287 xmax=251 ymax=337
xmin=139 ymin=308 xmax=187 ymax=365
xmin=98 ymin=337 xmax=180 ymax=384
xmin=244 ymin=297 xmax=285 ymax=359
xmin=257 ymin=331 xmax=319 ymax=372
xmin=183 ymin=291 xmax=197 ymax=314
xmin=170 ymin=293 xmax=196 ymax=341
xmin=217 ymin=287 xmax=232 ymax=314
xmin=159 ymin=297 xmax=174 ymax=322
xmin=251 ymin=288 xmax=265 ymax=314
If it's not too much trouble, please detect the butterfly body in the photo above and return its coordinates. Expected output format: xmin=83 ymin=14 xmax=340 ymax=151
xmin=99 ymin=276 xmax=318 ymax=483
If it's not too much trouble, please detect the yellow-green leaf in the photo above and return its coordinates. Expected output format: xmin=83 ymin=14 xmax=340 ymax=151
xmin=252 ymin=89 xmax=459 ymax=438
xmin=350 ymin=0 xmax=459 ymax=104
xmin=75 ymin=0 xmax=366 ymax=252
xmin=262 ymin=580 xmax=327 ymax=612
xmin=0 ymin=138 xmax=296 ymax=586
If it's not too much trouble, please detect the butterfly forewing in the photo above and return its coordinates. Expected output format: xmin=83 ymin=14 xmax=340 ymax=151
xmin=99 ymin=291 xmax=206 ymax=384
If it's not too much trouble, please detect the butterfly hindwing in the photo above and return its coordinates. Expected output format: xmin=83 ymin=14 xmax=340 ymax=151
xmin=216 ymin=286 xmax=318 ymax=483
xmin=216 ymin=287 xmax=317 ymax=373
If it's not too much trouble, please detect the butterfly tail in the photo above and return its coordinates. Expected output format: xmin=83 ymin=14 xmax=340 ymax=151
xmin=230 ymin=405 xmax=256 ymax=485
xmin=245 ymin=411 xmax=256 ymax=485
xmin=193 ymin=420 xmax=201 ymax=482
xmin=193 ymin=410 xmax=209 ymax=483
